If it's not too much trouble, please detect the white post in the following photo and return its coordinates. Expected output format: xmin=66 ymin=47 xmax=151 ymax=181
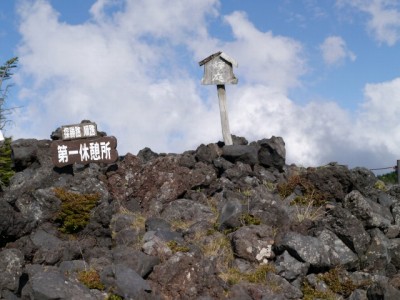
xmin=217 ymin=84 xmax=233 ymax=145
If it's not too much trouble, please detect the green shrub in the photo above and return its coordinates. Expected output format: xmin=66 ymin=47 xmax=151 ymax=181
xmin=373 ymin=180 xmax=387 ymax=191
xmin=377 ymin=171 xmax=397 ymax=185
xmin=54 ymin=188 xmax=100 ymax=233
xmin=0 ymin=137 xmax=14 ymax=187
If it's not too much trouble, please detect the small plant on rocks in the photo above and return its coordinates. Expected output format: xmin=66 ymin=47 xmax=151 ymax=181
xmin=239 ymin=213 xmax=261 ymax=226
xmin=278 ymin=175 xmax=327 ymax=206
xmin=278 ymin=175 xmax=327 ymax=223
xmin=373 ymin=180 xmax=387 ymax=191
xmin=0 ymin=137 xmax=14 ymax=187
xmin=302 ymin=267 xmax=367 ymax=300
xmin=77 ymin=268 xmax=105 ymax=290
xmin=54 ymin=187 xmax=100 ymax=234
xmin=220 ymin=264 xmax=276 ymax=285
xmin=166 ymin=240 xmax=190 ymax=253
xmin=318 ymin=267 xmax=359 ymax=298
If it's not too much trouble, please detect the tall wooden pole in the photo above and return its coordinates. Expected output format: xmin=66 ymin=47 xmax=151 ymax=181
xmin=397 ymin=160 xmax=400 ymax=184
xmin=217 ymin=84 xmax=233 ymax=145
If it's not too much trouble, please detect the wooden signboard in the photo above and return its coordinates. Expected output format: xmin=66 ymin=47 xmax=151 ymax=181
xmin=61 ymin=122 xmax=97 ymax=140
xmin=50 ymin=136 xmax=118 ymax=167
xmin=199 ymin=51 xmax=238 ymax=85
xmin=199 ymin=51 xmax=238 ymax=146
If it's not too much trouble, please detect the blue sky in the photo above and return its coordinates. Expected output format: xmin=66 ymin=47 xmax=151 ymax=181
xmin=1 ymin=0 xmax=400 ymax=170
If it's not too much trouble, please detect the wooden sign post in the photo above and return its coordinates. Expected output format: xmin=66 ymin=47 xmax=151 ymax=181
xmin=199 ymin=51 xmax=238 ymax=146
xmin=50 ymin=121 xmax=118 ymax=167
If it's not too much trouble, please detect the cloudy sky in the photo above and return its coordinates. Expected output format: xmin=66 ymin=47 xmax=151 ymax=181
xmin=1 ymin=0 xmax=400 ymax=171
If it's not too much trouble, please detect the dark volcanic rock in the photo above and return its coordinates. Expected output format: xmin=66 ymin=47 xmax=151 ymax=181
xmin=277 ymin=231 xmax=331 ymax=268
xmin=256 ymin=136 xmax=286 ymax=171
xmin=323 ymin=205 xmax=371 ymax=256
xmin=222 ymin=144 xmax=259 ymax=166
xmin=230 ymin=225 xmax=275 ymax=263
xmin=303 ymin=163 xmax=354 ymax=201
xmin=3 ymin=135 xmax=400 ymax=299
xmin=344 ymin=190 xmax=393 ymax=229
xmin=21 ymin=267 xmax=94 ymax=299
xmin=0 ymin=249 xmax=24 ymax=294
xmin=11 ymin=139 xmax=53 ymax=171
xmin=149 ymin=252 xmax=226 ymax=299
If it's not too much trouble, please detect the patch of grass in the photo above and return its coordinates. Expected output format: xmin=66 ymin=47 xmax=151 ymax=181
xmin=219 ymin=268 xmax=242 ymax=285
xmin=166 ymin=240 xmax=190 ymax=253
xmin=54 ymin=187 xmax=100 ymax=234
xmin=192 ymin=232 xmax=234 ymax=272
xmin=207 ymin=197 xmax=219 ymax=217
xmin=220 ymin=264 xmax=276 ymax=285
xmin=115 ymin=205 xmax=146 ymax=232
xmin=278 ymin=175 xmax=327 ymax=223
xmin=318 ymin=267 xmax=358 ymax=298
xmin=202 ymin=234 xmax=233 ymax=258
xmin=240 ymin=189 xmax=253 ymax=197
xmin=302 ymin=281 xmax=336 ymax=300
xmin=278 ymin=175 xmax=327 ymax=206
xmin=294 ymin=198 xmax=325 ymax=223
xmin=170 ymin=219 xmax=194 ymax=231
xmin=263 ymin=180 xmax=277 ymax=192
xmin=239 ymin=213 xmax=261 ymax=226
xmin=131 ymin=213 xmax=146 ymax=231
xmin=246 ymin=264 xmax=276 ymax=283
xmin=77 ymin=268 xmax=105 ymax=290
xmin=302 ymin=267 xmax=370 ymax=300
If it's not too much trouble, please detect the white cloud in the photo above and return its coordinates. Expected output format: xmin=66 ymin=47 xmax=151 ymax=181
xmin=226 ymin=85 xmax=353 ymax=166
xmin=337 ymin=0 xmax=400 ymax=46
xmin=355 ymin=78 xmax=400 ymax=151
xmin=320 ymin=36 xmax=356 ymax=66
xmin=223 ymin=11 xmax=306 ymax=91
xmin=10 ymin=0 xmax=400 ymax=171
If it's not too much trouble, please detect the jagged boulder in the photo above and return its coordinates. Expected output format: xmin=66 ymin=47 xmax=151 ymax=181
xmin=256 ymin=136 xmax=286 ymax=171
xmin=303 ymin=163 xmax=354 ymax=201
xmin=275 ymin=250 xmax=309 ymax=281
xmin=11 ymin=139 xmax=53 ymax=171
xmin=0 ymin=249 xmax=24 ymax=295
xmin=230 ymin=225 xmax=275 ymax=263
xmin=323 ymin=205 xmax=371 ymax=256
xmin=344 ymin=190 xmax=393 ymax=230
xmin=107 ymin=154 xmax=218 ymax=213
xmin=149 ymin=252 xmax=226 ymax=299
xmin=21 ymin=266 xmax=96 ymax=299
xmin=222 ymin=145 xmax=259 ymax=166
xmin=277 ymin=231 xmax=331 ymax=268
